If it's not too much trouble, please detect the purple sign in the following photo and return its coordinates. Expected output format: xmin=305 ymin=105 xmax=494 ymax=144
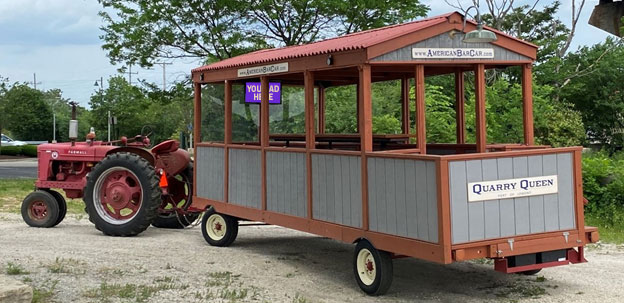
xmin=245 ymin=82 xmax=281 ymax=104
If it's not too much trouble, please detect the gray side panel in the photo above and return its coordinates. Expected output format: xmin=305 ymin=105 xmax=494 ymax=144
xmin=228 ymin=148 xmax=261 ymax=209
xmin=311 ymin=154 xmax=362 ymax=228
xmin=557 ymin=153 xmax=576 ymax=230
xmin=371 ymin=32 xmax=531 ymax=62
xmin=266 ymin=151 xmax=307 ymax=217
xmin=449 ymin=152 xmax=577 ymax=244
xmin=196 ymin=146 xmax=224 ymax=201
xmin=368 ymin=157 xmax=438 ymax=243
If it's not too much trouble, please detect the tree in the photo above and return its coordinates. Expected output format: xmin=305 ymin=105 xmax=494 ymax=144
xmin=43 ymin=89 xmax=90 ymax=142
xmin=98 ymin=0 xmax=429 ymax=67
xmin=3 ymin=84 xmax=53 ymax=141
xmin=560 ymin=38 xmax=624 ymax=148
xmin=0 ymin=76 xmax=8 ymax=147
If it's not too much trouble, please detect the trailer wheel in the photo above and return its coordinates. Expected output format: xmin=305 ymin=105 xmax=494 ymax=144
xmin=43 ymin=189 xmax=67 ymax=227
xmin=353 ymin=239 xmax=393 ymax=295
xmin=84 ymin=152 xmax=161 ymax=236
xmin=21 ymin=190 xmax=60 ymax=228
xmin=517 ymin=269 xmax=542 ymax=275
xmin=201 ymin=208 xmax=238 ymax=247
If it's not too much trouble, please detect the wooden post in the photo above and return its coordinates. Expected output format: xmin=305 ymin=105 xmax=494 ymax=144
xmin=224 ymin=81 xmax=232 ymax=203
xmin=304 ymin=71 xmax=315 ymax=219
xmin=356 ymin=83 xmax=360 ymax=133
xmin=474 ymin=64 xmax=487 ymax=153
xmin=358 ymin=65 xmax=373 ymax=152
xmin=318 ymin=85 xmax=326 ymax=134
xmin=358 ymin=64 xmax=372 ymax=231
xmin=401 ymin=75 xmax=410 ymax=134
xmin=260 ymin=77 xmax=270 ymax=147
xmin=193 ymin=82 xmax=202 ymax=146
xmin=522 ymin=64 xmax=535 ymax=145
xmin=454 ymin=70 xmax=465 ymax=144
xmin=224 ymin=80 xmax=232 ymax=144
xmin=260 ymin=77 xmax=269 ymax=211
xmin=193 ymin=82 xmax=201 ymax=206
xmin=415 ymin=65 xmax=426 ymax=154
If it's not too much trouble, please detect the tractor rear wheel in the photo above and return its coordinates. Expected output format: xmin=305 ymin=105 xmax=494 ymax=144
xmin=44 ymin=189 xmax=67 ymax=227
xmin=152 ymin=164 xmax=199 ymax=228
xmin=84 ymin=152 xmax=161 ymax=236
xmin=21 ymin=190 xmax=60 ymax=228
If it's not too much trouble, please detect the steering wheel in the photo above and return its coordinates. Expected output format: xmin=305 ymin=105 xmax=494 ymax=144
xmin=141 ymin=125 xmax=154 ymax=138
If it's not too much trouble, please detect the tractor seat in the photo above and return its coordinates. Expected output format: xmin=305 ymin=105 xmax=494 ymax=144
xmin=151 ymin=140 xmax=179 ymax=154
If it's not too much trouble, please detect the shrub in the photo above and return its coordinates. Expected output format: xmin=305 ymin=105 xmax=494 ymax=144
xmin=582 ymin=151 xmax=624 ymax=224
xmin=0 ymin=146 xmax=22 ymax=156
xmin=21 ymin=145 xmax=38 ymax=157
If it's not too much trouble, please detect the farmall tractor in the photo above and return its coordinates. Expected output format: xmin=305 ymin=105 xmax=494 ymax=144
xmin=21 ymin=103 xmax=201 ymax=236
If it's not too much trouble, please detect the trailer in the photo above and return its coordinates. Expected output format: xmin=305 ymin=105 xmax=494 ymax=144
xmin=189 ymin=12 xmax=599 ymax=295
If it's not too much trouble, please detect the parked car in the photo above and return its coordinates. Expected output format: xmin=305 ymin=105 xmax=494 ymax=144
xmin=1 ymin=134 xmax=27 ymax=146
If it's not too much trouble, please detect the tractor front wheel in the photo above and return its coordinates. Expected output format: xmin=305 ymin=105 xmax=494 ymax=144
xmin=21 ymin=190 xmax=60 ymax=228
xmin=84 ymin=152 xmax=161 ymax=236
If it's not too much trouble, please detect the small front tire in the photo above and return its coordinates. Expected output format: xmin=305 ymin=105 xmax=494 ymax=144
xmin=21 ymin=191 xmax=60 ymax=228
xmin=43 ymin=189 xmax=67 ymax=227
xmin=201 ymin=208 xmax=238 ymax=247
xmin=353 ymin=239 xmax=393 ymax=296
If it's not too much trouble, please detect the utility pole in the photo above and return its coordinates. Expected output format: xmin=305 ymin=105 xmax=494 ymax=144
xmin=52 ymin=113 xmax=56 ymax=143
xmin=126 ymin=65 xmax=138 ymax=84
xmin=29 ymin=73 xmax=42 ymax=89
xmin=154 ymin=62 xmax=172 ymax=91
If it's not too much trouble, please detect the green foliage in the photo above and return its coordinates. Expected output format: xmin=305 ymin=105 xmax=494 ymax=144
xmin=0 ymin=146 xmax=22 ymax=156
xmin=21 ymin=145 xmax=37 ymax=157
xmin=560 ymin=38 xmax=624 ymax=149
xmin=98 ymin=0 xmax=428 ymax=66
xmin=2 ymin=84 xmax=53 ymax=141
xmin=582 ymin=152 xmax=624 ymax=225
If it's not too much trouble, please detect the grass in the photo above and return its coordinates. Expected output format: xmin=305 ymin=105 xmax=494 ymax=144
xmin=84 ymin=280 xmax=189 ymax=303
xmin=32 ymin=280 xmax=58 ymax=303
xmin=586 ymin=211 xmax=624 ymax=244
xmin=5 ymin=261 xmax=29 ymax=275
xmin=0 ymin=178 xmax=84 ymax=214
xmin=46 ymin=257 xmax=85 ymax=274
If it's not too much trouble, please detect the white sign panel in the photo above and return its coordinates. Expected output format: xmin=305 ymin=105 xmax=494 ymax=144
xmin=237 ymin=62 xmax=289 ymax=77
xmin=467 ymin=175 xmax=558 ymax=202
xmin=412 ymin=48 xmax=495 ymax=59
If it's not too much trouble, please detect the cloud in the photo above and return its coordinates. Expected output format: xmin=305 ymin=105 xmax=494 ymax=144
xmin=0 ymin=0 xmax=102 ymax=46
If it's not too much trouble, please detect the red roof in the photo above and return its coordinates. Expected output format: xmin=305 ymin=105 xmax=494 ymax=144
xmin=193 ymin=12 xmax=535 ymax=72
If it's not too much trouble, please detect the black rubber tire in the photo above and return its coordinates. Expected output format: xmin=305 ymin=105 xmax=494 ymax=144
xmin=152 ymin=164 xmax=198 ymax=229
xmin=517 ymin=269 xmax=542 ymax=275
xmin=43 ymin=189 xmax=67 ymax=227
xmin=21 ymin=190 xmax=60 ymax=228
xmin=84 ymin=152 xmax=161 ymax=236
xmin=353 ymin=239 xmax=393 ymax=296
xmin=201 ymin=207 xmax=238 ymax=247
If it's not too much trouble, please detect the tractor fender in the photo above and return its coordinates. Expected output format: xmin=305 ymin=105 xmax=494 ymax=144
xmin=105 ymin=147 xmax=155 ymax=166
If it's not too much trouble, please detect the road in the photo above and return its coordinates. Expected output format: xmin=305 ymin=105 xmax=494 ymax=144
xmin=0 ymin=213 xmax=622 ymax=303
xmin=0 ymin=159 xmax=37 ymax=179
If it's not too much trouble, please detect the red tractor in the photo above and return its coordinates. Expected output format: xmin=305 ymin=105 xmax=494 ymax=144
xmin=21 ymin=104 xmax=201 ymax=236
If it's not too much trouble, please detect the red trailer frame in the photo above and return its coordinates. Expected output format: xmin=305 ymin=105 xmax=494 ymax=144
xmin=190 ymin=12 xmax=599 ymax=294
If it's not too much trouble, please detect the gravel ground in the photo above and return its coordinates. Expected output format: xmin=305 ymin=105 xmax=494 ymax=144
xmin=0 ymin=212 xmax=622 ymax=303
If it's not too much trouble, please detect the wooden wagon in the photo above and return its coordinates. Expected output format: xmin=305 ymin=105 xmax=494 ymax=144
xmin=189 ymin=12 xmax=599 ymax=295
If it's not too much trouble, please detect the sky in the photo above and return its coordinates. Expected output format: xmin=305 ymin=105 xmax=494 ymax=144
xmin=0 ymin=0 xmax=613 ymax=108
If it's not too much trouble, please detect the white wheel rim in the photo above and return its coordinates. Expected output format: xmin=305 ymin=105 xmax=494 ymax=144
xmin=357 ymin=248 xmax=376 ymax=286
xmin=206 ymin=214 xmax=226 ymax=241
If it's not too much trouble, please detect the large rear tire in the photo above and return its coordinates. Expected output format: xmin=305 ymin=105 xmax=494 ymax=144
xmin=152 ymin=164 xmax=198 ymax=228
xmin=84 ymin=152 xmax=161 ymax=236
